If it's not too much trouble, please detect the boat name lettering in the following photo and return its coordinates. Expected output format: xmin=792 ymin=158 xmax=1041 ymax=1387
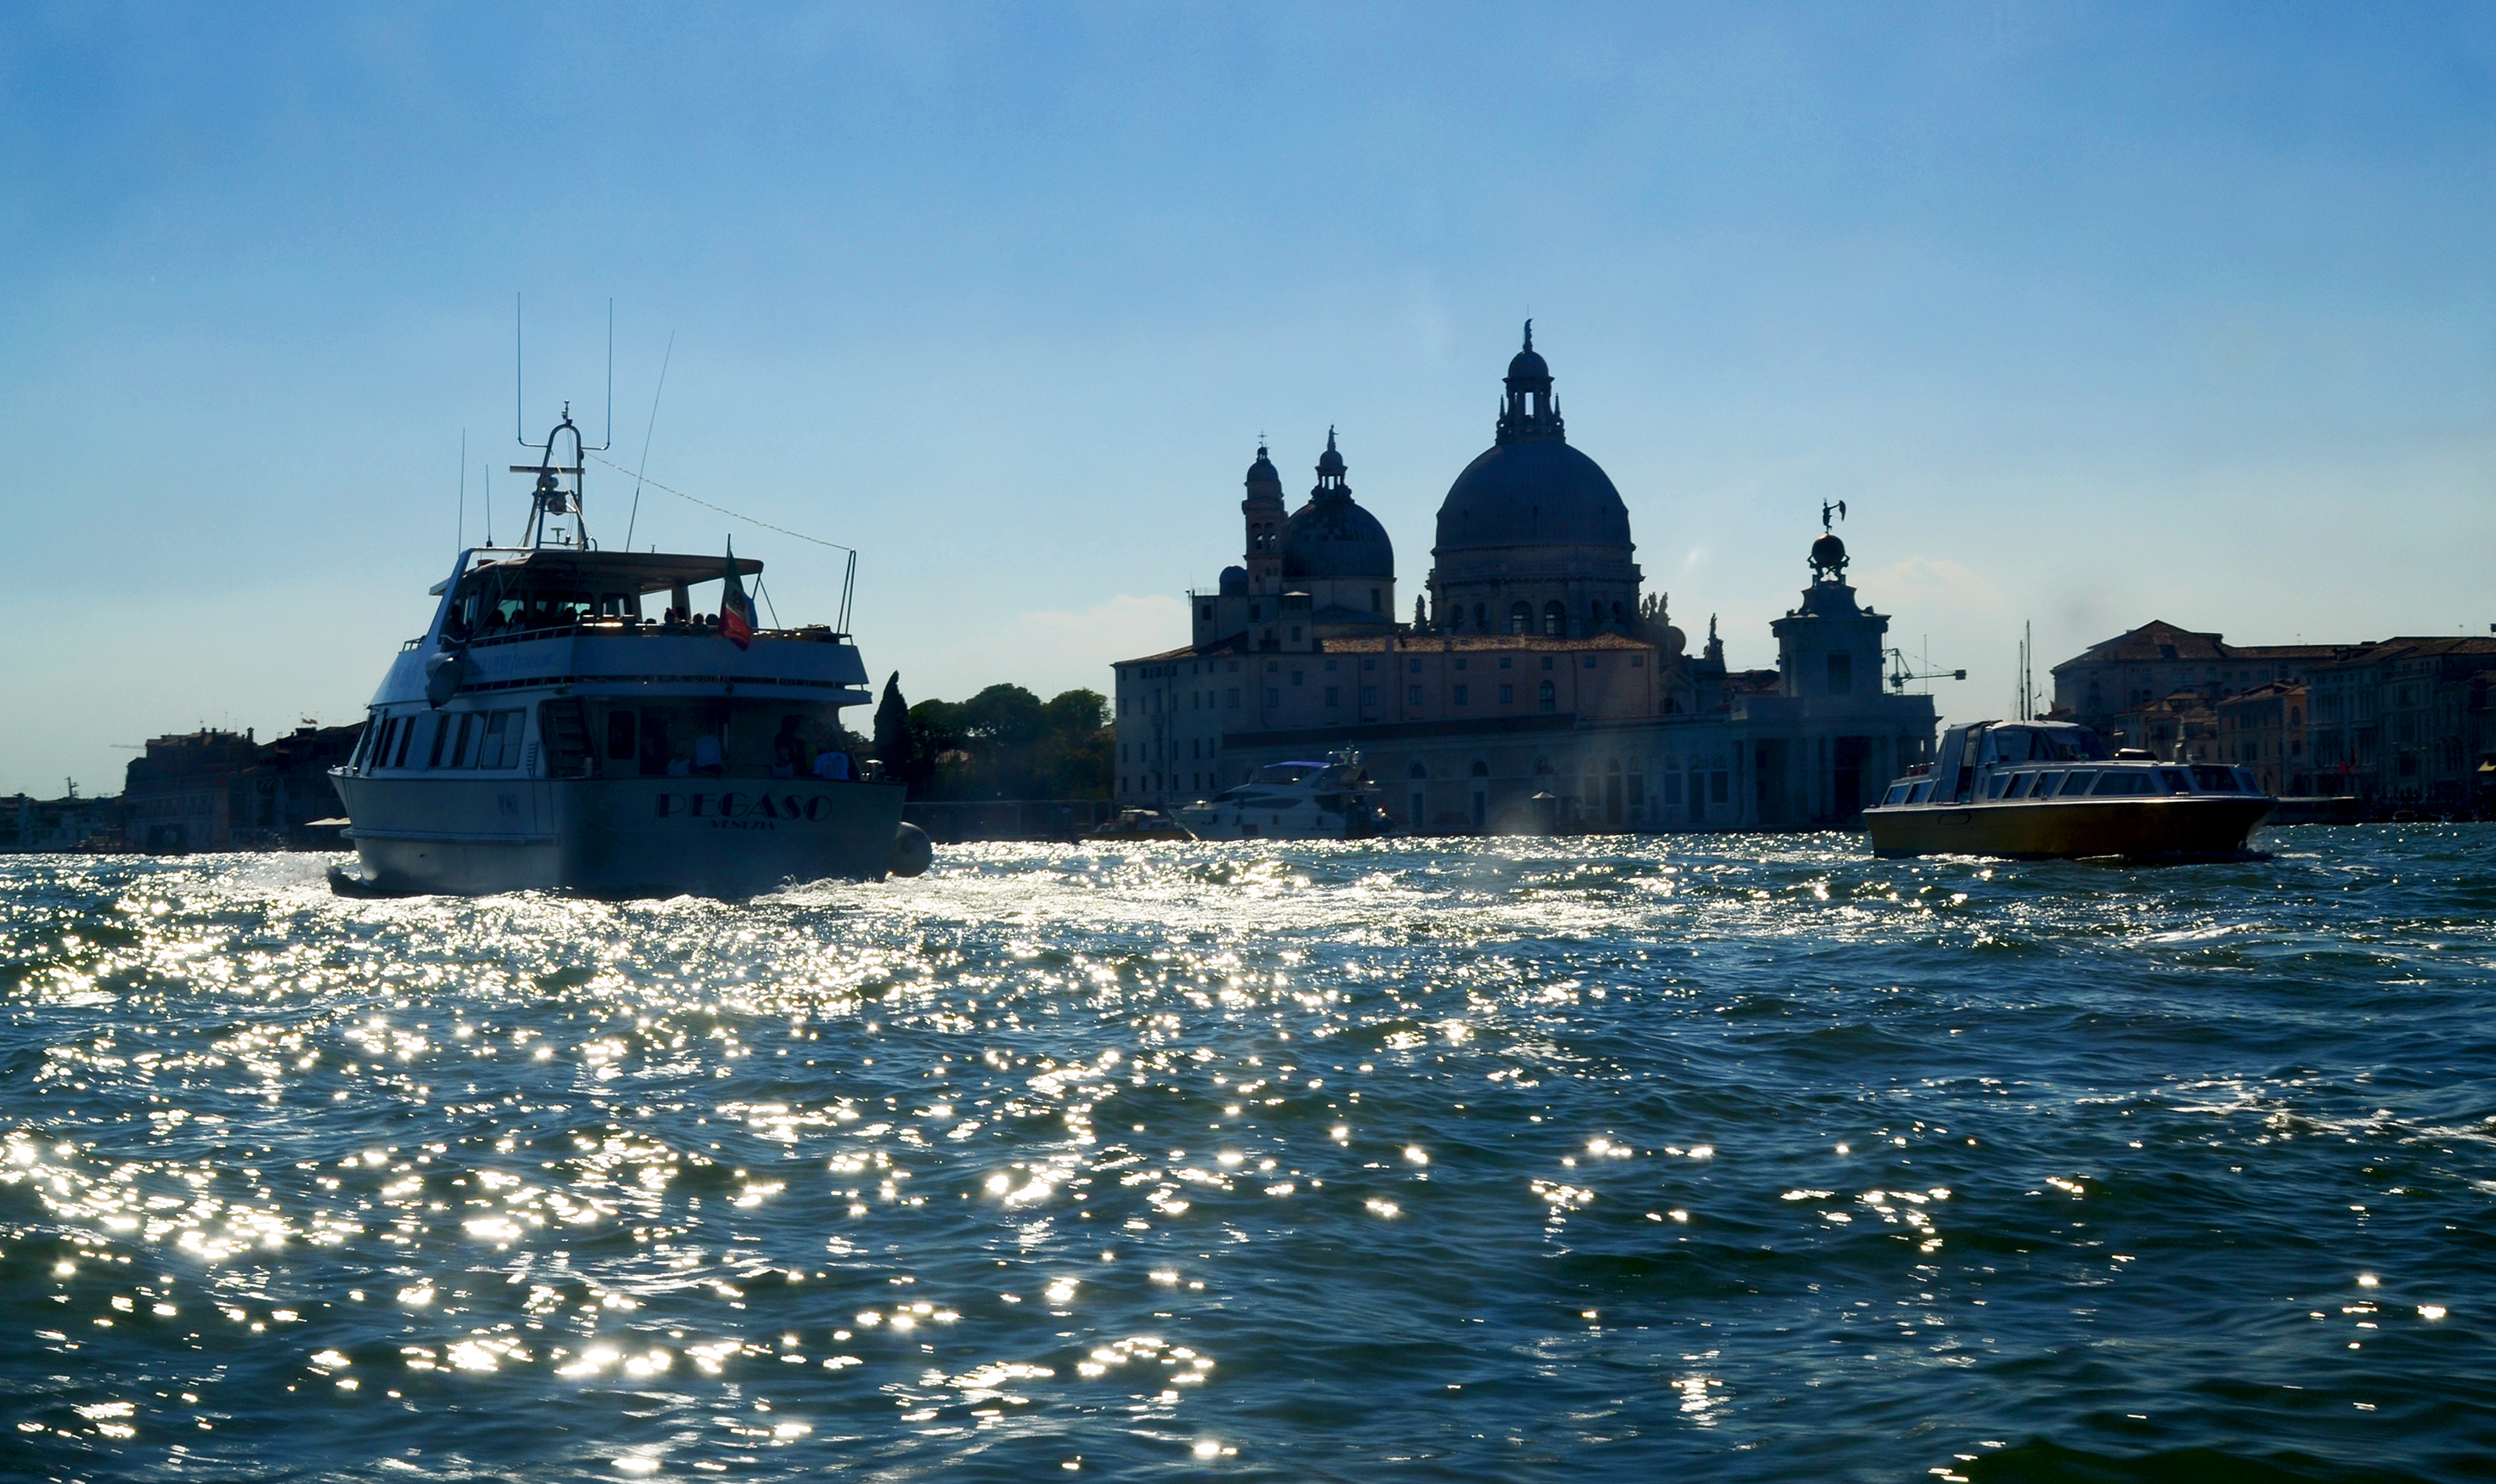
xmin=654 ymin=792 xmax=836 ymax=822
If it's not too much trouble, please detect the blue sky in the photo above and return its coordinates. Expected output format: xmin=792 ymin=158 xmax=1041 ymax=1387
xmin=3 ymin=3 xmax=2491 ymax=796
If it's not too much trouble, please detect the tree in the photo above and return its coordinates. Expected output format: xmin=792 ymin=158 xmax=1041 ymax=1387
xmin=872 ymin=673 xmax=910 ymax=775
xmin=959 ymin=684 xmax=1046 ymax=753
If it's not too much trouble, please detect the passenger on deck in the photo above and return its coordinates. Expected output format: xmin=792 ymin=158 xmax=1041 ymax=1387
xmin=771 ymin=717 xmax=806 ymax=778
xmin=693 ymin=732 xmax=726 ymax=777
xmin=814 ymin=749 xmax=851 ymax=781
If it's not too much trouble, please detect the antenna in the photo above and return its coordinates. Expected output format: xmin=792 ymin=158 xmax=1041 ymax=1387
xmin=592 ymin=298 xmax=615 ymax=452
xmin=624 ymin=330 xmax=675 ymax=551
xmin=457 ymin=429 xmax=467 ymax=548
xmin=514 ymin=292 xmax=525 ymax=445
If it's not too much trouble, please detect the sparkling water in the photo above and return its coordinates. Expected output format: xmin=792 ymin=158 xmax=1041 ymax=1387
xmin=3 ymin=830 xmax=2491 ymax=1480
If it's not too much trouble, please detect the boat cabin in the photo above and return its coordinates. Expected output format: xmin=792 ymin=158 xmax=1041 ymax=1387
xmin=1878 ymin=720 xmax=2263 ymax=807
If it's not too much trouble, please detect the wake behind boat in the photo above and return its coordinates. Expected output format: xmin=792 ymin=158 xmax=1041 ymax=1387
xmin=1862 ymin=719 xmax=2275 ymax=860
xmin=328 ymin=405 xmax=923 ymax=897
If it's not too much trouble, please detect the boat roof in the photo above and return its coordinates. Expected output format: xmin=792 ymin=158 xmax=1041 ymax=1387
xmin=434 ymin=549 xmax=763 ymax=598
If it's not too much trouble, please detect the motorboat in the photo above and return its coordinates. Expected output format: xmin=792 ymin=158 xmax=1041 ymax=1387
xmin=1081 ymin=808 xmax=1195 ymax=842
xmin=1862 ymin=719 xmax=2275 ymax=860
xmin=327 ymin=406 xmax=924 ymax=896
xmin=1172 ymin=752 xmax=1395 ymax=840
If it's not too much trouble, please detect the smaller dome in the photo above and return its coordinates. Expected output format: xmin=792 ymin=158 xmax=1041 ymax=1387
xmin=1218 ymin=565 xmax=1248 ymax=595
xmin=1506 ymin=347 xmax=1549 ymax=383
xmin=1281 ymin=497 xmax=1394 ymax=581
xmin=1245 ymin=445 xmax=1279 ymax=487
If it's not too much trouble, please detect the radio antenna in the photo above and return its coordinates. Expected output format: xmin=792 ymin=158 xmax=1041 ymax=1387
xmin=457 ymin=429 xmax=467 ymax=548
xmin=624 ymin=330 xmax=674 ymax=552
xmin=514 ymin=293 xmax=525 ymax=444
xmin=591 ymin=298 xmax=615 ymax=452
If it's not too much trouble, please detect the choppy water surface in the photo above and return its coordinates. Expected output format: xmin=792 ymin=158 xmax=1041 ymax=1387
xmin=3 ymin=828 xmax=2493 ymax=1482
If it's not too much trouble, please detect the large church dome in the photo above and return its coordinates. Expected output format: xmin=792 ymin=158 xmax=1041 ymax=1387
xmin=1436 ymin=439 xmax=1630 ymax=550
xmin=1433 ymin=323 xmax=1633 ymax=554
xmin=1281 ymin=428 xmax=1392 ymax=580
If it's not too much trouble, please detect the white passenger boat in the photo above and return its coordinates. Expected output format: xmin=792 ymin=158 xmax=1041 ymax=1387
xmin=1173 ymin=752 xmax=1395 ymax=840
xmin=1862 ymin=719 xmax=2275 ymax=860
xmin=328 ymin=409 xmax=923 ymax=897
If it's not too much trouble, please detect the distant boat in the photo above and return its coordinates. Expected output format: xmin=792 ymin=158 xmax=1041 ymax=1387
xmin=1173 ymin=752 xmax=1395 ymax=841
xmin=1863 ymin=719 xmax=2273 ymax=860
xmin=1081 ymin=808 xmax=1195 ymax=843
xmin=327 ymin=406 xmax=925 ymax=896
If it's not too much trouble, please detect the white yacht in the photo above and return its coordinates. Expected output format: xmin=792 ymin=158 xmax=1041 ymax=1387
xmin=327 ymin=408 xmax=922 ymax=897
xmin=1173 ymin=752 xmax=1395 ymax=840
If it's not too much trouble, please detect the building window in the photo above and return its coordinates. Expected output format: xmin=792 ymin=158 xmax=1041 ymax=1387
xmin=1583 ymin=655 xmax=1596 ymax=669
xmin=1539 ymin=680 xmax=1556 ymax=714
xmin=1227 ymin=688 xmax=1240 ymax=708
xmin=1361 ymin=686 xmax=1378 ymax=706
xmin=1454 ymin=657 xmax=1467 ymax=670
xmin=1454 ymin=684 xmax=1469 ymax=704
xmin=1370 ymin=588 xmax=1381 ymax=612
xmin=1408 ymin=686 xmax=1424 ymax=705
xmin=1325 ymin=686 xmax=1340 ymax=707
xmin=1499 ymin=684 xmax=1514 ymax=703
xmin=1541 ymin=656 xmax=1555 ymax=670
xmin=1363 ymin=657 xmax=1377 ymax=671
xmin=1510 ymin=601 xmax=1531 ymax=634
xmin=1266 ymin=688 xmax=1279 ymax=707
xmin=1544 ymin=601 xmax=1565 ymax=636
xmin=1827 ymin=652 xmax=1853 ymax=695
xmin=1324 ymin=658 xmax=1338 ymax=671
xmin=1499 ymin=657 xmax=1513 ymax=669
xmin=1199 ymin=604 xmax=1211 ymax=621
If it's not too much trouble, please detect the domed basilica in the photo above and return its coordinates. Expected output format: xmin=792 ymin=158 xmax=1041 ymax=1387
xmin=1113 ymin=326 xmax=1938 ymax=833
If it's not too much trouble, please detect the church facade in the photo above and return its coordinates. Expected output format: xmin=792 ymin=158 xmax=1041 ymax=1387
xmin=1111 ymin=327 xmax=1939 ymax=832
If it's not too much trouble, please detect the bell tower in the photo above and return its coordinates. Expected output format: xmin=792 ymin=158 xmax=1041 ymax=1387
xmin=1241 ymin=442 xmax=1285 ymax=595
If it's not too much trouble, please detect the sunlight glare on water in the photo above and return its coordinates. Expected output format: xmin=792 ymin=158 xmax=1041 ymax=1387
xmin=3 ymin=829 xmax=2493 ymax=1481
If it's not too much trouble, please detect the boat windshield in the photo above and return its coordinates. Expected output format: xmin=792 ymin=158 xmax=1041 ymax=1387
xmin=1979 ymin=725 xmax=2115 ymax=764
xmin=1251 ymin=762 xmax=1325 ymax=785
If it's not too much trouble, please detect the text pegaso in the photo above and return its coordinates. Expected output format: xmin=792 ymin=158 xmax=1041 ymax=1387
xmin=654 ymin=792 xmax=843 ymax=829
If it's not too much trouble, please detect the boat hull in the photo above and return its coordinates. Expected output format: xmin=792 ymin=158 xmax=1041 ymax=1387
xmin=1863 ymin=796 xmax=2274 ymax=860
xmin=332 ymin=773 xmax=906 ymax=896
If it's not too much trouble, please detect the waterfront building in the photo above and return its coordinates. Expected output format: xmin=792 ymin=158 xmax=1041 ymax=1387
xmin=2054 ymin=622 xmax=2496 ymax=811
xmin=1112 ymin=328 xmax=1939 ymax=832
xmin=121 ymin=724 xmax=362 ymax=851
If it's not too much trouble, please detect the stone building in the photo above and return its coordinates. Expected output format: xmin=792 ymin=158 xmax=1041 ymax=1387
xmin=121 ymin=723 xmax=361 ymax=851
xmin=2305 ymin=638 xmax=2496 ymax=811
xmin=2213 ymin=681 xmax=2308 ymax=796
xmin=2051 ymin=619 xmax=2338 ymax=731
xmin=1113 ymin=327 xmax=1939 ymax=832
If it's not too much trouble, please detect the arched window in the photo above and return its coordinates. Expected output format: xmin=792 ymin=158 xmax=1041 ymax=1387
xmin=1509 ymin=601 xmax=1532 ymax=635
xmin=1473 ymin=603 xmax=1487 ymax=630
xmin=1543 ymin=601 xmax=1566 ymax=637
xmin=1533 ymin=754 xmax=1553 ymax=776
xmin=1612 ymin=601 xmax=1625 ymax=624
xmin=1470 ymin=759 xmax=1490 ymax=777
xmin=1409 ymin=760 xmax=1428 ymax=779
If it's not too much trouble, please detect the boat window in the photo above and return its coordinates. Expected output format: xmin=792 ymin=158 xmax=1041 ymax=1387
xmin=450 ymin=712 xmax=481 ymax=769
xmin=1906 ymin=780 xmax=1933 ymax=804
xmin=606 ymin=710 xmax=637 ymax=761
xmin=2234 ymin=767 xmax=2262 ymax=794
xmin=2190 ymin=765 xmax=2239 ymax=793
xmin=2159 ymin=768 xmax=2193 ymax=793
xmin=369 ymin=717 xmax=397 ymax=772
xmin=392 ymin=716 xmax=417 ymax=769
xmin=474 ymin=710 xmax=524 ymax=770
xmin=2093 ymin=771 xmax=2148 ymax=796
xmin=1881 ymin=783 xmax=1911 ymax=806
xmin=1985 ymin=773 xmax=2013 ymax=799
xmin=425 ymin=714 xmax=451 ymax=770
xmin=2003 ymin=772 xmax=2033 ymax=798
xmin=1251 ymin=763 xmax=1322 ymax=785
xmin=2055 ymin=771 xmax=2093 ymax=797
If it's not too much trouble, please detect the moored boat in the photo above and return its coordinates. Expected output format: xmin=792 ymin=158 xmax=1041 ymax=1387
xmin=1081 ymin=808 xmax=1195 ymax=842
xmin=1862 ymin=719 xmax=2274 ymax=860
xmin=1172 ymin=751 xmax=1394 ymax=840
xmin=328 ymin=407 xmax=923 ymax=896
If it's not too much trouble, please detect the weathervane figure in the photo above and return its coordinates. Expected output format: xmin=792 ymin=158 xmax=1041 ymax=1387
xmin=1821 ymin=498 xmax=1847 ymax=533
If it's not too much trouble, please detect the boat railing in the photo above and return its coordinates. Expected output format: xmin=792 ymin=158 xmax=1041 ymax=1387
xmin=439 ymin=618 xmax=850 ymax=651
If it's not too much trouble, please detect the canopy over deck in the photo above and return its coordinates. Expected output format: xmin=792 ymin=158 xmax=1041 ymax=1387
xmin=434 ymin=549 xmax=762 ymax=598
